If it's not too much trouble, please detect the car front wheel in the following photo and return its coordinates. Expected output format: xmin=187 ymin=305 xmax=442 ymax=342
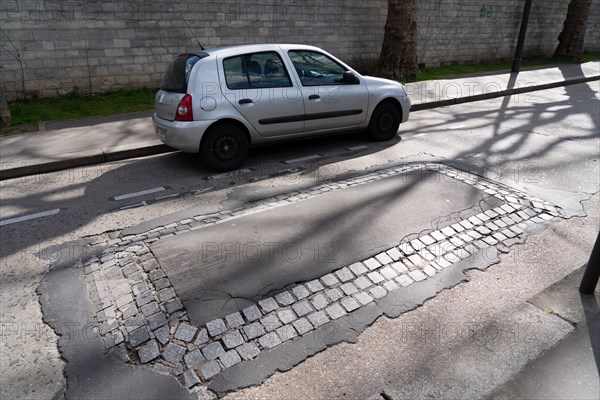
xmin=200 ymin=123 xmax=249 ymax=172
xmin=368 ymin=102 xmax=401 ymax=141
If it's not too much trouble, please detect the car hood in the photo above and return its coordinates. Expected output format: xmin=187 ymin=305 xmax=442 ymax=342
xmin=363 ymin=75 xmax=407 ymax=93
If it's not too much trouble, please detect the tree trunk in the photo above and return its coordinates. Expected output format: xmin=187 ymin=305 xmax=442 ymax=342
xmin=552 ymin=0 xmax=592 ymax=62
xmin=374 ymin=0 xmax=418 ymax=82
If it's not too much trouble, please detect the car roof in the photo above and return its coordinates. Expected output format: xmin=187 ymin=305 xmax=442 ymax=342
xmin=185 ymin=43 xmax=322 ymax=58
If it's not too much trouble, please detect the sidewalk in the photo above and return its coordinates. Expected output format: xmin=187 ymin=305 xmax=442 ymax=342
xmin=487 ymin=267 xmax=599 ymax=400
xmin=0 ymin=62 xmax=598 ymax=180
xmin=369 ymin=265 xmax=600 ymax=400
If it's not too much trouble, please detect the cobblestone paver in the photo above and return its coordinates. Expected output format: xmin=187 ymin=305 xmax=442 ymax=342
xmin=82 ymin=163 xmax=562 ymax=391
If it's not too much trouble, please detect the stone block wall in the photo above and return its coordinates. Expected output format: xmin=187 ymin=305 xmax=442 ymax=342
xmin=0 ymin=0 xmax=598 ymax=100
xmin=417 ymin=0 xmax=600 ymax=66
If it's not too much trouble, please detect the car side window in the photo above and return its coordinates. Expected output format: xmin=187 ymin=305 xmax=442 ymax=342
xmin=288 ymin=50 xmax=349 ymax=86
xmin=223 ymin=51 xmax=292 ymax=89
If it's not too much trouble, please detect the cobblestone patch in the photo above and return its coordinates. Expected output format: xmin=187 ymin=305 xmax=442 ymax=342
xmin=82 ymin=163 xmax=562 ymax=391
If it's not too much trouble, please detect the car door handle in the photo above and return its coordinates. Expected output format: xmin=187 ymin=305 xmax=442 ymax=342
xmin=308 ymin=95 xmax=320 ymax=100
xmin=239 ymin=99 xmax=253 ymax=105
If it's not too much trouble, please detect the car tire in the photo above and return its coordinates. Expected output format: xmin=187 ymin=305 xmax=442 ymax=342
xmin=368 ymin=102 xmax=401 ymax=141
xmin=200 ymin=123 xmax=249 ymax=172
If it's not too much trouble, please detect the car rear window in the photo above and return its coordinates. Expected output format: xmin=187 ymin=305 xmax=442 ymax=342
xmin=161 ymin=54 xmax=202 ymax=93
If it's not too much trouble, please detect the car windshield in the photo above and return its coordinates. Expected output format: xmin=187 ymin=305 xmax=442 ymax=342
xmin=160 ymin=54 xmax=201 ymax=93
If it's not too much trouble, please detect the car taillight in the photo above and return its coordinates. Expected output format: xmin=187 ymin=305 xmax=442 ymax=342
xmin=176 ymin=94 xmax=193 ymax=121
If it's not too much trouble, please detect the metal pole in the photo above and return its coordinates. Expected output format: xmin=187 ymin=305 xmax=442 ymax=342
xmin=512 ymin=0 xmax=533 ymax=73
xmin=579 ymin=231 xmax=600 ymax=294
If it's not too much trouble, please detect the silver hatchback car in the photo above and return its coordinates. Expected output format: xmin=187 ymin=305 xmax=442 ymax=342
xmin=153 ymin=44 xmax=411 ymax=171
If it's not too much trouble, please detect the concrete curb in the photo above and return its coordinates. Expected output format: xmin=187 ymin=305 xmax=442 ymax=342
xmin=410 ymin=75 xmax=600 ymax=111
xmin=1 ymin=75 xmax=598 ymax=181
xmin=0 ymin=142 xmax=175 ymax=180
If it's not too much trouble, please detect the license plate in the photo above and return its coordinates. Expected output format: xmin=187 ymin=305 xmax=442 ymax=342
xmin=156 ymin=126 xmax=168 ymax=140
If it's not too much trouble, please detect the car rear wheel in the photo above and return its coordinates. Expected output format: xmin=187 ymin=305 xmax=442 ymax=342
xmin=368 ymin=102 xmax=401 ymax=141
xmin=200 ymin=123 xmax=249 ymax=172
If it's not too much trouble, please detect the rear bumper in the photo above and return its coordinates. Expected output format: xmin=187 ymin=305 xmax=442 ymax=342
xmin=152 ymin=114 xmax=214 ymax=153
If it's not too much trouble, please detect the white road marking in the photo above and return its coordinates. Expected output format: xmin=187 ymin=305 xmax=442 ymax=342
xmin=249 ymin=167 xmax=302 ymax=182
xmin=113 ymin=187 xmax=166 ymax=201
xmin=248 ymin=175 xmax=270 ymax=182
xmin=280 ymin=167 xmax=302 ymax=173
xmin=205 ymin=169 xmax=252 ymax=181
xmin=346 ymin=145 xmax=368 ymax=151
xmin=192 ymin=187 xmax=215 ymax=195
xmin=0 ymin=208 xmax=61 ymax=227
xmin=283 ymin=154 xmax=322 ymax=164
xmin=404 ymin=133 xmax=427 ymax=140
xmin=119 ymin=201 xmax=148 ymax=210
xmin=156 ymin=193 xmax=181 ymax=201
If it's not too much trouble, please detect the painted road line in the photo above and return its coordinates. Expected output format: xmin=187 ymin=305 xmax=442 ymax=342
xmin=346 ymin=145 xmax=368 ymax=151
xmin=283 ymin=154 xmax=322 ymax=164
xmin=248 ymin=175 xmax=270 ymax=182
xmin=113 ymin=187 xmax=166 ymax=201
xmin=156 ymin=193 xmax=181 ymax=201
xmin=0 ymin=208 xmax=61 ymax=227
xmin=250 ymin=167 xmax=305 ymax=182
xmin=119 ymin=201 xmax=148 ymax=210
xmin=192 ymin=187 xmax=215 ymax=195
xmin=271 ymin=167 xmax=302 ymax=177
xmin=248 ymin=167 xmax=303 ymax=182
xmin=204 ymin=168 xmax=253 ymax=181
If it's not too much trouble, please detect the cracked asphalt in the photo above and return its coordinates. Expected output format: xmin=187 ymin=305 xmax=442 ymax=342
xmin=0 ymin=82 xmax=598 ymax=399
xmin=152 ymin=167 xmax=504 ymax=326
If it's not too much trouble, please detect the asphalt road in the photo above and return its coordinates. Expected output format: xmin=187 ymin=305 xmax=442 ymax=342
xmin=0 ymin=82 xmax=598 ymax=399
xmin=152 ymin=170 xmax=502 ymax=325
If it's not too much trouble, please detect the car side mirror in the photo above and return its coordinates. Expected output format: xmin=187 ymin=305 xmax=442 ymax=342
xmin=343 ymin=71 xmax=360 ymax=84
